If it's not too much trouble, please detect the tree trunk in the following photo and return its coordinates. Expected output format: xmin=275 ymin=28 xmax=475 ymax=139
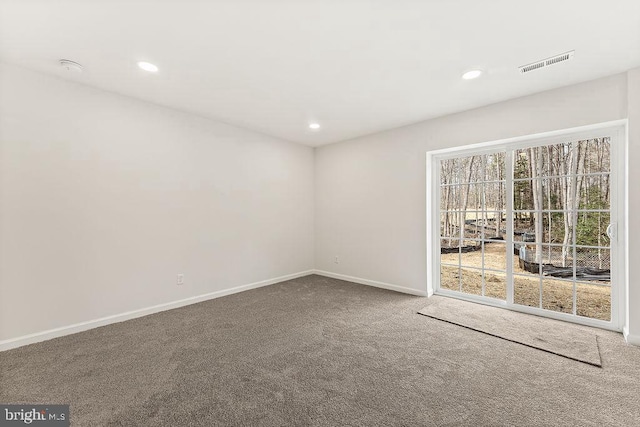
xmin=562 ymin=141 xmax=581 ymax=267
xmin=527 ymin=148 xmax=543 ymax=263
xmin=459 ymin=156 xmax=476 ymax=244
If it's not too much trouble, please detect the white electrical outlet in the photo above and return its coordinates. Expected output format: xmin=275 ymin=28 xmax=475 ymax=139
xmin=177 ymin=274 xmax=184 ymax=285
xmin=334 ymin=256 xmax=340 ymax=264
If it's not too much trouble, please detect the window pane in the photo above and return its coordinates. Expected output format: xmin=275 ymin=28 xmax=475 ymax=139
xmin=541 ymin=278 xmax=573 ymax=314
xmin=516 ymin=243 xmax=543 ymax=276
xmin=543 ymin=211 xmax=567 ymax=245
xmin=513 ymin=179 xmax=538 ymax=211
xmin=543 ymin=142 xmax=571 ymax=177
xmin=576 ymin=282 xmax=611 ymax=321
xmin=484 ymin=211 xmax=505 ymax=239
xmin=440 ymin=239 xmax=460 ymax=267
xmin=440 ymin=158 xmax=459 ymax=185
xmin=483 ymin=241 xmax=506 ymax=271
xmin=540 ymin=244 xmax=571 ymax=272
xmin=542 ymin=177 xmax=563 ymax=210
xmin=440 ymin=265 xmax=460 ymax=291
xmin=442 ymin=185 xmax=465 ymax=212
xmin=440 ymin=212 xmax=459 ymax=241
xmin=514 ymin=274 xmax=540 ymax=308
xmin=484 ymin=181 xmax=505 ymax=211
xmin=576 ymin=248 xmax=610 ymax=277
xmin=461 ymin=268 xmax=483 ymax=296
xmin=484 ymin=271 xmax=507 ymax=300
xmin=575 ymin=212 xmax=610 ymax=247
xmin=466 ymin=184 xmax=483 ymax=210
xmin=579 ymin=138 xmax=610 ymax=174
xmin=463 ymin=211 xmax=482 ymax=240
xmin=483 ymin=152 xmax=505 ymax=182
xmin=460 ymin=242 xmax=483 ymax=269
xmin=578 ymin=174 xmax=610 ymax=210
xmin=514 ymin=149 xmax=532 ymax=179
xmin=458 ymin=155 xmax=482 ymax=183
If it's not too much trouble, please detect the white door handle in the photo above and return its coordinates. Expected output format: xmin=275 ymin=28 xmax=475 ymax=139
xmin=606 ymin=223 xmax=617 ymax=240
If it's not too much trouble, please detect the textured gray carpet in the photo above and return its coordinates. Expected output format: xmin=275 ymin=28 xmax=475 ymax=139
xmin=418 ymin=296 xmax=602 ymax=367
xmin=1 ymin=274 xmax=640 ymax=426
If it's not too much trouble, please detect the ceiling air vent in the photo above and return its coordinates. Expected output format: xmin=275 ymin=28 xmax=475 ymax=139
xmin=519 ymin=50 xmax=574 ymax=74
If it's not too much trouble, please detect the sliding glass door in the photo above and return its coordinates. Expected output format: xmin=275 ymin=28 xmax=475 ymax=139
xmin=432 ymin=123 xmax=624 ymax=330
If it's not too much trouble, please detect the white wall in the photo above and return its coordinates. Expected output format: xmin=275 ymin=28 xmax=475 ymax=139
xmin=315 ymin=72 xmax=633 ymax=326
xmin=0 ymin=63 xmax=314 ymax=342
xmin=626 ymin=68 xmax=640 ymax=344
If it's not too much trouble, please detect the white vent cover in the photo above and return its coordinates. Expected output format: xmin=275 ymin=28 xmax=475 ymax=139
xmin=519 ymin=51 xmax=574 ymax=74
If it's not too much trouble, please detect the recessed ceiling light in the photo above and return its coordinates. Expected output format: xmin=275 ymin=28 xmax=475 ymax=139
xmin=309 ymin=123 xmax=321 ymax=130
xmin=462 ymin=69 xmax=483 ymax=80
xmin=137 ymin=61 xmax=159 ymax=73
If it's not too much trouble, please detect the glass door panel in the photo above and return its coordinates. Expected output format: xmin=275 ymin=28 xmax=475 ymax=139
xmin=510 ymin=138 xmax=612 ymax=321
xmin=439 ymin=152 xmax=506 ymax=301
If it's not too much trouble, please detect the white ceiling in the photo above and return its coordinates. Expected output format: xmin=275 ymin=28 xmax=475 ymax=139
xmin=1 ymin=1 xmax=639 ymax=146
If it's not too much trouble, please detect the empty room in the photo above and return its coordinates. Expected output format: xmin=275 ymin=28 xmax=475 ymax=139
xmin=1 ymin=0 xmax=640 ymax=425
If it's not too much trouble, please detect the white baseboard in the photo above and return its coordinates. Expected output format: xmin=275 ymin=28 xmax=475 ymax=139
xmin=313 ymin=270 xmax=428 ymax=297
xmin=623 ymin=327 xmax=640 ymax=346
xmin=0 ymin=270 xmax=314 ymax=352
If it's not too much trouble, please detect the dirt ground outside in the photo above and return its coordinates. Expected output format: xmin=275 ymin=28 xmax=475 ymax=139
xmin=440 ymin=243 xmax=611 ymax=321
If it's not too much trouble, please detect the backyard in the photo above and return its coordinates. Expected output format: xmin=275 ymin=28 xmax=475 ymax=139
xmin=440 ymin=243 xmax=611 ymax=321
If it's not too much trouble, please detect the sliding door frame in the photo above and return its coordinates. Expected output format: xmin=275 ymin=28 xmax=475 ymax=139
xmin=426 ymin=120 xmax=627 ymax=331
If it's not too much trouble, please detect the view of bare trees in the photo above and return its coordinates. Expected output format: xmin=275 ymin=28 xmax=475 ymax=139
xmin=514 ymin=138 xmax=611 ymax=268
xmin=440 ymin=152 xmax=505 ymax=245
xmin=439 ymin=138 xmax=612 ymax=320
